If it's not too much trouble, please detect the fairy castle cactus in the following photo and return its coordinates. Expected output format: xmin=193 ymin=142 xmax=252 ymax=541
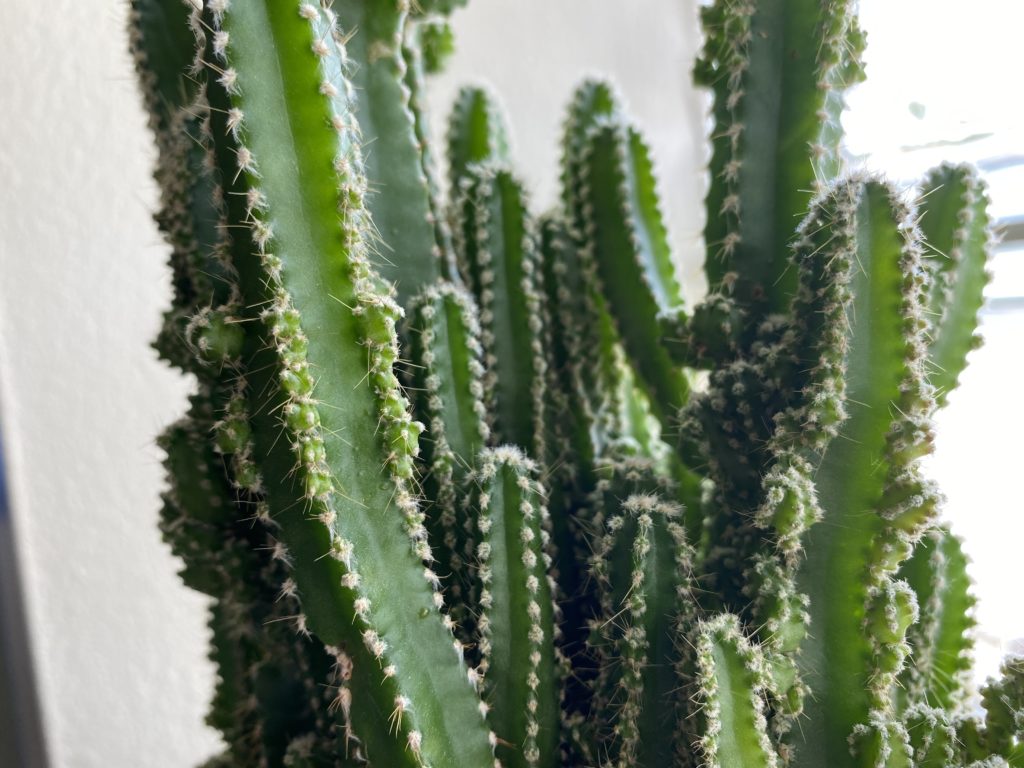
xmin=130 ymin=0 xmax=1021 ymax=766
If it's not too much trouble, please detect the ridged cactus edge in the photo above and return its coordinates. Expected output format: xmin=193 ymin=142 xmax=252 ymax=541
xmin=130 ymin=1 xmax=1017 ymax=766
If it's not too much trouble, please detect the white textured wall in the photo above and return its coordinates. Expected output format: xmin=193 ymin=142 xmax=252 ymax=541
xmin=0 ymin=0 xmax=218 ymax=764
xmin=0 ymin=1 xmax=705 ymax=766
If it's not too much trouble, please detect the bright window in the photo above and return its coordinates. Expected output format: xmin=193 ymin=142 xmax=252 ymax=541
xmin=847 ymin=0 xmax=1024 ymax=685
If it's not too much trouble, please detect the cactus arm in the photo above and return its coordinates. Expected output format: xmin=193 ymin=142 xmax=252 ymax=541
xmin=917 ymin=164 xmax=993 ymax=407
xmin=470 ymin=448 xmax=559 ymax=768
xmin=131 ymin=7 xmax=227 ymax=364
xmin=845 ymin=715 xmax=913 ymax=768
xmin=564 ymin=457 xmax=679 ymax=761
xmin=164 ymin=394 xmax=349 ymax=762
xmin=534 ymin=215 xmax=589 ymax=615
xmin=147 ymin=109 xmax=233 ymax=373
xmin=742 ymin=458 xmax=822 ymax=736
xmin=577 ymin=118 xmax=689 ymax=427
xmin=981 ymin=660 xmax=1024 ymax=759
xmin=557 ymin=81 xmax=649 ymax=450
xmin=903 ymin=706 xmax=962 ymax=767
xmin=401 ymin=18 xmax=459 ymax=281
xmin=446 ymin=86 xmax=511 ymax=191
xmin=794 ymin=180 xmax=933 ymax=767
xmin=661 ymin=294 xmax=747 ymax=369
xmin=590 ymin=494 xmax=694 ymax=767
xmin=693 ymin=614 xmax=779 ymax=768
xmin=163 ymin=398 xmax=299 ymax=760
xmin=560 ymin=79 xmax=618 ymax=232
xmin=897 ymin=527 xmax=975 ymax=713
xmin=407 ymin=281 xmax=490 ymax=500
xmin=206 ymin=3 xmax=494 ymax=764
xmin=331 ymin=0 xmax=444 ymax=305
xmin=537 ymin=215 xmax=596 ymax=481
xmin=454 ymin=166 xmax=547 ymax=457
xmin=146 ymin=64 xmax=341 ymax=759
xmin=417 ymin=19 xmax=456 ymax=75
xmin=157 ymin=404 xmax=237 ymax=596
xmin=696 ymin=0 xmax=864 ymax=316
xmin=561 ymin=80 xmax=686 ymax=426
xmin=244 ymin=601 xmax=341 ymax=765
xmin=537 ymin=214 xmax=625 ymax=465
xmin=206 ymin=601 xmax=262 ymax=762
xmin=128 ymin=0 xmax=197 ymax=145
xmin=406 ymin=281 xmax=489 ymax=625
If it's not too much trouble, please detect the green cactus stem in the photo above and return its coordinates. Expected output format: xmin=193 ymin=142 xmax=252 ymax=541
xmin=331 ymin=0 xmax=446 ymax=304
xmin=128 ymin=0 xmax=198 ymax=147
xmin=898 ymin=528 xmax=975 ymax=714
xmin=980 ymin=660 xmax=1024 ymax=761
xmin=416 ymin=19 xmax=456 ymax=75
xmin=447 ymin=85 xmax=512 ymax=192
xmin=557 ymin=82 xmax=681 ymax=459
xmin=695 ymin=0 xmax=865 ymax=318
xmin=405 ymin=280 xmax=490 ymax=627
xmin=589 ymin=493 xmax=695 ymax=767
xmin=198 ymin=2 xmax=494 ymax=763
xmin=557 ymin=455 xmax=681 ymax=762
xmin=157 ymin=395 xmax=237 ymax=597
xmin=537 ymin=213 xmax=618 ymax=475
xmin=904 ymin=706 xmax=962 ymax=767
xmin=692 ymin=613 xmax=779 ymax=768
xmin=795 ymin=179 xmax=934 ymax=767
xmin=467 ymin=447 xmax=560 ymax=768
xmin=148 ymin=110 xmax=233 ymax=373
xmin=454 ymin=165 xmax=548 ymax=459
xmin=163 ymin=395 xmax=350 ymax=763
xmin=401 ymin=17 xmax=459 ymax=280
xmin=575 ymin=114 xmax=690 ymax=429
xmin=917 ymin=164 xmax=993 ymax=407
xmin=561 ymin=79 xmax=618 ymax=236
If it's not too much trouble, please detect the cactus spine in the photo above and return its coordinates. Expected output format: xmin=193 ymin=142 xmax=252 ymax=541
xmin=131 ymin=1 xmax=1015 ymax=766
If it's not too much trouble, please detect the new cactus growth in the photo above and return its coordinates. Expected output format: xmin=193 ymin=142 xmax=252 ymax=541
xmin=131 ymin=1 xmax=1017 ymax=766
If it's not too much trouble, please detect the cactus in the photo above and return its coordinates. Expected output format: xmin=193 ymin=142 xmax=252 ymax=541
xmin=131 ymin=1 xmax=1018 ymax=766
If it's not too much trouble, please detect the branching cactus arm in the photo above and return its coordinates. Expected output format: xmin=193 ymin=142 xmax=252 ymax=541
xmin=692 ymin=614 xmax=779 ymax=768
xmin=589 ymin=493 xmax=696 ymax=767
xmin=454 ymin=166 xmax=548 ymax=459
xmin=575 ymin=114 xmax=690 ymax=429
xmin=447 ymin=85 xmax=512 ymax=192
xmin=695 ymin=0 xmax=865 ymax=318
xmin=406 ymin=281 xmax=490 ymax=630
xmin=200 ymin=3 xmax=494 ymax=764
xmin=331 ymin=0 xmax=446 ymax=304
xmin=796 ymin=179 xmax=933 ymax=767
xmin=898 ymin=528 xmax=976 ymax=715
xmin=917 ymin=164 xmax=993 ymax=408
xmin=468 ymin=447 xmax=560 ymax=768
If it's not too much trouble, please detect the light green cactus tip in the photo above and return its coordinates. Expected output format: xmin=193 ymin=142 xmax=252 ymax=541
xmin=131 ymin=1 xmax=1010 ymax=766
